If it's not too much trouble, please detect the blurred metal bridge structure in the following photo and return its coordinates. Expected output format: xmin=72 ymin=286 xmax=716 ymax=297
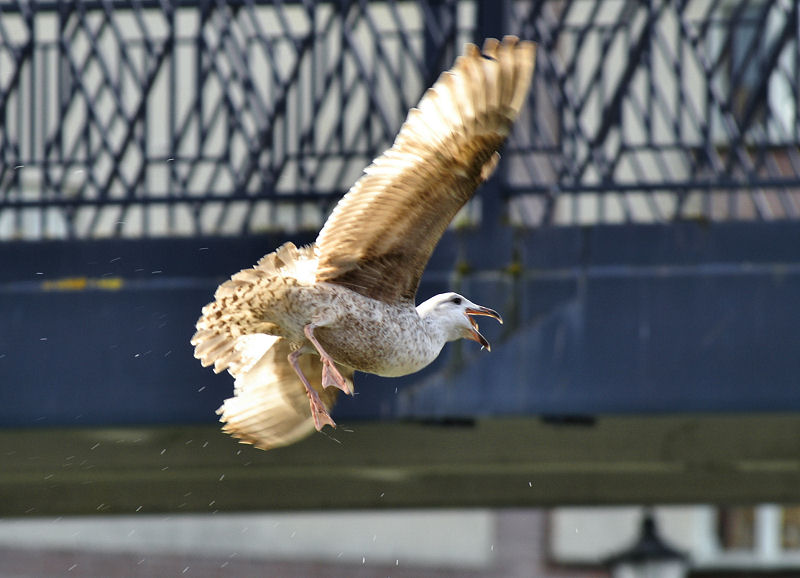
xmin=2 ymin=0 xmax=800 ymax=238
xmin=2 ymin=0 xmax=800 ymax=510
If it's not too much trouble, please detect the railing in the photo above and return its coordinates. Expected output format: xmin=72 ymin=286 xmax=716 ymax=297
xmin=508 ymin=0 xmax=800 ymax=225
xmin=1 ymin=0 xmax=799 ymax=239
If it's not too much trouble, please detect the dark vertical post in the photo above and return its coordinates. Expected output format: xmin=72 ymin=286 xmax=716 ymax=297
xmin=423 ymin=0 xmax=456 ymax=86
xmin=475 ymin=0 xmax=509 ymax=232
xmin=25 ymin=2 xmax=35 ymax=175
xmin=473 ymin=0 xmax=515 ymax=333
xmin=168 ymin=0 xmax=176 ymax=210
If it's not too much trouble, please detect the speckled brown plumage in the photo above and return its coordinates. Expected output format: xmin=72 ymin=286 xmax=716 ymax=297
xmin=191 ymin=36 xmax=536 ymax=450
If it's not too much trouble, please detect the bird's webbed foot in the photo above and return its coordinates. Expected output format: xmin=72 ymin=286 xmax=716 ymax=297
xmin=307 ymin=394 xmax=336 ymax=431
xmin=321 ymin=360 xmax=351 ymax=393
xmin=288 ymin=350 xmax=336 ymax=431
xmin=304 ymin=323 xmax=353 ymax=395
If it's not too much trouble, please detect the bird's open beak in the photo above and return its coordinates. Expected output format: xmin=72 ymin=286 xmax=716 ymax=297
xmin=464 ymin=306 xmax=503 ymax=351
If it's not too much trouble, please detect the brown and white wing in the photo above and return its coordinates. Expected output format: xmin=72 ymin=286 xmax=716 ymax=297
xmin=217 ymin=334 xmax=352 ymax=451
xmin=314 ymin=36 xmax=536 ymax=303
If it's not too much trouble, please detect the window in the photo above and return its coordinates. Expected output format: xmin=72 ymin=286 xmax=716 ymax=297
xmin=714 ymin=1 xmax=798 ymax=143
xmin=711 ymin=505 xmax=800 ymax=568
xmin=781 ymin=506 xmax=800 ymax=550
xmin=717 ymin=506 xmax=755 ymax=551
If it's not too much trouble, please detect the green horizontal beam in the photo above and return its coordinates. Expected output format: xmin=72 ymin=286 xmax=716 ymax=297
xmin=3 ymin=414 xmax=800 ymax=516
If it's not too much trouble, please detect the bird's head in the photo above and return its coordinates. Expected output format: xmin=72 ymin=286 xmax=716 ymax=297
xmin=417 ymin=292 xmax=503 ymax=350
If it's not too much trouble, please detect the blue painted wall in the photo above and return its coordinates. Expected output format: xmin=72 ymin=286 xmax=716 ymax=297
xmin=1 ymin=222 xmax=799 ymax=427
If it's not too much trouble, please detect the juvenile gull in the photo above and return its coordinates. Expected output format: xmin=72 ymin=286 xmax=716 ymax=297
xmin=192 ymin=36 xmax=536 ymax=450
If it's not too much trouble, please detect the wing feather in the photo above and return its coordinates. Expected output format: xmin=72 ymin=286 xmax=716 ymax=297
xmin=314 ymin=36 xmax=536 ymax=303
xmin=217 ymin=335 xmax=350 ymax=451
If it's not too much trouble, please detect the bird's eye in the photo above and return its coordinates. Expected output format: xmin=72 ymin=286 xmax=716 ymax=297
xmin=451 ymin=296 xmax=462 ymax=305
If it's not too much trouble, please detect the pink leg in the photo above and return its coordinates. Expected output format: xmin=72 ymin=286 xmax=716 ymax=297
xmin=303 ymin=324 xmax=353 ymax=395
xmin=288 ymin=350 xmax=336 ymax=431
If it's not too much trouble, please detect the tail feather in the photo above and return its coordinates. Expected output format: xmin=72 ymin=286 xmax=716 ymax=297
xmin=217 ymin=335 xmax=350 ymax=450
xmin=190 ymin=241 xmax=316 ymax=375
xmin=191 ymin=241 xmax=348 ymax=450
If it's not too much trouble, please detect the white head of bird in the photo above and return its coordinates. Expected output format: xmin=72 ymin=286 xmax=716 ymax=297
xmin=416 ymin=292 xmax=503 ymax=350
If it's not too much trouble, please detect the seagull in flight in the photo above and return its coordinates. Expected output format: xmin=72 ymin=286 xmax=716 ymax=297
xmin=192 ymin=36 xmax=536 ymax=450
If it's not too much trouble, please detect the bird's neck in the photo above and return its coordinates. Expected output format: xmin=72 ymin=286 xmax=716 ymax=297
xmin=417 ymin=309 xmax=458 ymax=350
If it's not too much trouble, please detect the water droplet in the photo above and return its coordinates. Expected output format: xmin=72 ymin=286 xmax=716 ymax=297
xmin=219 ymin=474 xmax=225 ymax=481
xmin=67 ymin=564 xmax=77 ymax=572
xmin=14 ymin=164 xmax=24 ymax=170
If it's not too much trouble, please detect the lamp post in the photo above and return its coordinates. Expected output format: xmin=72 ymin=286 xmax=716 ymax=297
xmin=605 ymin=511 xmax=689 ymax=578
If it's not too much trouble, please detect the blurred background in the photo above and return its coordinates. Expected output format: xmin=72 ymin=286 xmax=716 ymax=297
xmin=1 ymin=0 xmax=800 ymax=576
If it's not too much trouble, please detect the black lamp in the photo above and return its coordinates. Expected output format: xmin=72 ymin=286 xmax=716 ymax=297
xmin=605 ymin=511 xmax=689 ymax=578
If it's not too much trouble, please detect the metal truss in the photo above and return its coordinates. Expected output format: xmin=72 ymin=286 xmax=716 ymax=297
xmin=510 ymin=0 xmax=800 ymax=224
xmin=1 ymin=0 xmax=799 ymax=238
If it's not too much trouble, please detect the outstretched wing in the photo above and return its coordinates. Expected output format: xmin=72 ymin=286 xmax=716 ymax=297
xmin=314 ymin=36 xmax=536 ymax=303
xmin=217 ymin=335 xmax=352 ymax=451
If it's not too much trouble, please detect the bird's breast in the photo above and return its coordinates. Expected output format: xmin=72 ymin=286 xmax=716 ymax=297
xmin=313 ymin=298 xmax=441 ymax=377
